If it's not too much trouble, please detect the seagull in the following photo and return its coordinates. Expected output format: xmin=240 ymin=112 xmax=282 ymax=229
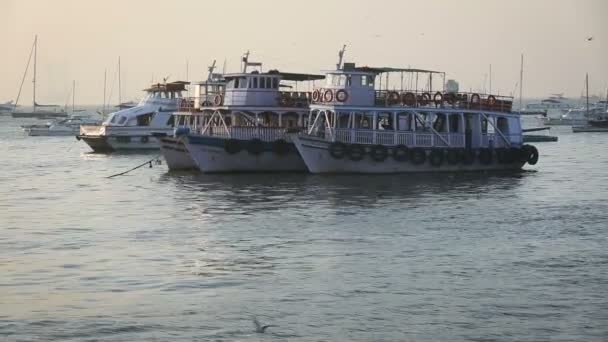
xmin=253 ymin=317 xmax=275 ymax=333
xmin=587 ymin=36 xmax=593 ymax=41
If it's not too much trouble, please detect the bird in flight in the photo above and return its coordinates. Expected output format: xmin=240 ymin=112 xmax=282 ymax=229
xmin=587 ymin=36 xmax=594 ymax=41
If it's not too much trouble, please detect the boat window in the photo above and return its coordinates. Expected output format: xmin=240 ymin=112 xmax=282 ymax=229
xmin=448 ymin=114 xmax=460 ymax=133
xmin=118 ymin=116 xmax=127 ymax=125
xmin=414 ymin=113 xmax=428 ymax=131
xmin=136 ymin=113 xmax=154 ymax=126
xmin=267 ymin=78 xmax=272 ymax=89
xmin=234 ymin=78 xmax=240 ymax=88
xmin=260 ymin=77 xmax=266 ymax=89
xmin=166 ymin=115 xmax=174 ymax=126
xmin=252 ymin=77 xmax=258 ymax=88
xmin=239 ymin=77 xmax=247 ymax=88
xmin=361 ymin=75 xmax=375 ymax=87
xmin=432 ymin=113 xmax=447 ymax=132
xmin=396 ymin=113 xmax=412 ymax=131
xmin=355 ymin=112 xmax=373 ymax=129
xmin=272 ymin=78 xmax=279 ymax=89
xmin=228 ymin=79 xmax=235 ymax=89
xmin=481 ymin=117 xmax=488 ymax=133
xmin=346 ymin=75 xmax=352 ymax=86
xmin=377 ymin=112 xmax=394 ymax=130
xmin=325 ymin=75 xmax=334 ymax=87
xmin=496 ymin=117 xmax=509 ymax=134
xmin=337 ymin=112 xmax=350 ymax=128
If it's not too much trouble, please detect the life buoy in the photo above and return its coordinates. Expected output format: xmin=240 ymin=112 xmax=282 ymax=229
xmin=433 ymin=92 xmax=443 ymax=106
xmin=487 ymin=95 xmax=497 ymax=106
xmin=470 ymin=93 xmax=481 ymax=107
xmin=386 ymin=91 xmax=400 ymax=106
xmin=213 ymin=94 xmax=223 ymax=106
xmin=410 ymin=148 xmax=426 ymax=165
xmin=335 ymin=89 xmax=348 ymax=102
xmin=224 ymin=138 xmax=242 ymax=154
xmin=402 ymin=92 xmax=416 ymax=106
xmin=323 ymin=89 xmax=334 ymax=102
xmin=140 ymin=136 xmax=149 ymax=143
xmin=273 ymin=139 xmax=290 ymax=156
xmin=347 ymin=144 xmax=365 ymax=161
xmin=446 ymin=148 xmax=461 ymax=165
xmin=478 ymin=148 xmax=493 ymax=165
xmin=522 ymin=144 xmax=539 ymax=165
xmin=246 ymin=138 xmax=264 ymax=155
xmin=462 ymin=149 xmax=476 ymax=165
xmin=329 ymin=141 xmax=347 ymax=159
xmin=312 ymin=89 xmax=321 ymax=102
xmin=428 ymin=149 xmax=444 ymax=167
xmin=370 ymin=144 xmax=388 ymax=162
xmin=392 ymin=145 xmax=409 ymax=162
xmin=419 ymin=92 xmax=431 ymax=106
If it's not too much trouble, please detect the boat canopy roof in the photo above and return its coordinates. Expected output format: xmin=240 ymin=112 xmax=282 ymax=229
xmin=143 ymin=81 xmax=189 ymax=92
xmin=334 ymin=63 xmax=443 ymax=75
xmin=224 ymin=70 xmax=324 ymax=82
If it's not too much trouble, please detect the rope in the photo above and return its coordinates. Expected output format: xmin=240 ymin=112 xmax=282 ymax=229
xmin=106 ymin=155 xmax=161 ymax=179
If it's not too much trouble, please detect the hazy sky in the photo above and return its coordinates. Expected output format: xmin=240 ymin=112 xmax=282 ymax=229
xmin=1 ymin=0 xmax=606 ymax=105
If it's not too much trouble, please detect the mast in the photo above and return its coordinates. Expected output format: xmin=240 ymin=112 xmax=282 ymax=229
xmin=72 ymin=80 xmax=75 ymax=114
xmin=103 ymin=69 xmax=107 ymax=115
xmin=489 ymin=64 xmax=492 ymax=95
xmin=519 ymin=54 xmax=524 ymax=112
xmin=33 ymin=35 xmax=37 ymax=111
xmin=118 ymin=56 xmax=122 ymax=106
xmin=585 ymin=73 xmax=589 ymax=117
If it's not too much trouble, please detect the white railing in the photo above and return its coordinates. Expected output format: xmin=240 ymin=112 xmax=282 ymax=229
xmin=330 ymin=128 xmax=466 ymax=148
xmin=203 ymin=126 xmax=298 ymax=142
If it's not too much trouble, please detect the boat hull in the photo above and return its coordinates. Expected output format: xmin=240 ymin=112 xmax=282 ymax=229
xmin=159 ymin=136 xmax=197 ymax=170
xmin=291 ymin=135 xmax=525 ymax=174
xmin=572 ymin=126 xmax=608 ymax=133
xmin=27 ymin=127 xmax=78 ymax=136
xmin=184 ymin=135 xmax=307 ymax=173
xmin=78 ymin=135 xmax=162 ymax=152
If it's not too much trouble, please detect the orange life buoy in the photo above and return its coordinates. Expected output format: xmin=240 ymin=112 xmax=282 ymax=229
xmin=419 ymin=92 xmax=431 ymax=106
xmin=312 ymin=89 xmax=320 ymax=102
xmin=433 ymin=91 xmax=443 ymax=106
xmin=335 ymin=89 xmax=348 ymax=102
xmin=402 ymin=92 xmax=416 ymax=106
xmin=213 ymin=94 xmax=223 ymax=106
xmin=386 ymin=91 xmax=400 ymax=105
xmin=323 ymin=89 xmax=334 ymax=102
xmin=470 ymin=93 xmax=481 ymax=106
xmin=487 ymin=95 xmax=497 ymax=106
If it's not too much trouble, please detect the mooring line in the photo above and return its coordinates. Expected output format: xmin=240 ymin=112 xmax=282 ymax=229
xmin=106 ymin=155 xmax=161 ymax=178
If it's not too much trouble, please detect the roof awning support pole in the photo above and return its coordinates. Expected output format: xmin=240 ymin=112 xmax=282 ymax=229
xmin=481 ymin=112 xmax=511 ymax=147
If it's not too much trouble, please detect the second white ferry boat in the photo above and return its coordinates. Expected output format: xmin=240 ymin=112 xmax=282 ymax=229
xmin=78 ymin=81 xmax=188 ymax=152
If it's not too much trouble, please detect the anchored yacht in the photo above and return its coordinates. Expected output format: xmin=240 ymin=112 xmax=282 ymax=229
xmin=78 ymin=81 xmax=188 ymax=152
xmin=23 ymin=116 xmax=100 ymax=136
xmin=171 ymin=53 xmax=324 ymax=173
xmin=291 ymin=56 xmax=539 ymax=174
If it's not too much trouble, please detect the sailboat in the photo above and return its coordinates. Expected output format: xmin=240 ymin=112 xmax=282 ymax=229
xmin=11 ymin=35 xmax=67 ymax=119
xmin=573 ymin=75 xmax=608 ymax=132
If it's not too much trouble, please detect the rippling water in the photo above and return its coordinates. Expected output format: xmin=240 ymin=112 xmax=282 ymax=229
xmin=1 ymin=116 xmax=607 ymax=341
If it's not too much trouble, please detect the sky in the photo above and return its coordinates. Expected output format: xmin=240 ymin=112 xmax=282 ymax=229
xmin=1 ymin=0 xmax=606 ymax=105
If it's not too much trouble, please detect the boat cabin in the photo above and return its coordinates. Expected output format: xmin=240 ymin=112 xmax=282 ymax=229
xmin=104 ymin=81 xmax=188 ymax=127
xmin=307 ymin=63 xmax=521 ymax=149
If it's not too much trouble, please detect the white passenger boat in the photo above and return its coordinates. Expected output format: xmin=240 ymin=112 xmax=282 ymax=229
xmin=176 ymin=53 xmax=324 ymax=173
xmin=291 ymin=59 xmax=539 ymax=174
xmin=160 ymin=62 xmax=225 ymax=170
xmin=23 ymin=116 xmax=100 ymax=136
xmin=78 ymin=81 xmax=188 ymax=152
xmin=522 ymin=94 xmax=571 ymax=119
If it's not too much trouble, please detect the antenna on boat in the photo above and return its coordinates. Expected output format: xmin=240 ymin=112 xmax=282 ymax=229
xmin=222 ymin=58 xmax=227 ymax=74
xmin=585 ymin=73 xmax=589 ymax=118
xmin=336 ymin=44 xmax=346 ymax=70
xmin=242 ymin=51 xmax=250 ymax=73
xmin=118 ymin=56 xmax=121 ymax=107
xmin=207 ymin=60 xmax=217 ymax=81
xmin=519 ymin=54 xmax=524 ymax=112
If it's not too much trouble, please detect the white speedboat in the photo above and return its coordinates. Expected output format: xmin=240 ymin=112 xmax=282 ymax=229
xmin=0 ymin=101 xmax=16 ymax=113
xmin=23 ymin=116 xmax=100 ymax=136
xmin=522 ymin=94 xmax=571 ymax=119
xmin=172 ymin=52 xmax=324 ymax=173
xmin=291 ymin=55 xmax=539 ymax=174
xmin=78 ymin=81 xmax=188 ymax=152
